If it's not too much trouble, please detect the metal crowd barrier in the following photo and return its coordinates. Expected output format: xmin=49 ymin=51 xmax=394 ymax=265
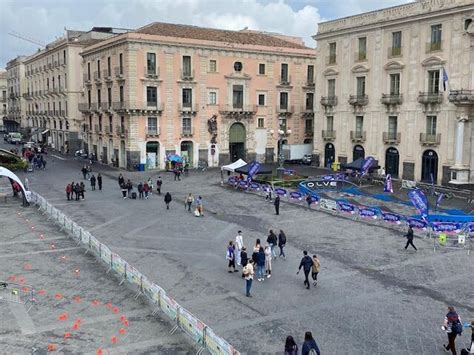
xmin=31 ymin=192 xmax=239 ymax=355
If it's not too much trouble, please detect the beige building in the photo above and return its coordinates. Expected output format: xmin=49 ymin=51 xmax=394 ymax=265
xmin=23 ymin=29 xmax=114 ymax=152
xmin=5 ymin=56 xmax=27 ymax=133
xmin=79 ymin=22 xmax=315 ymax=169
xmin=314 ymin=0 xmax=474 ymax=185
xmin=0 ymin=71 xmax=7 ymax=127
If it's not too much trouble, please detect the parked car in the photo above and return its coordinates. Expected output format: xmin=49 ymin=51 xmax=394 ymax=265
xmin=301 ymin=154 xmax=313 ymax=165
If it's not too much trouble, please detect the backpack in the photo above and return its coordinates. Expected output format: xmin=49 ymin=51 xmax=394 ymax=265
xmin=451 ymin=319 xmax=463 ymax=335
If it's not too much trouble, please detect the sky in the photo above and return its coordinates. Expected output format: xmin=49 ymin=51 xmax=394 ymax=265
xmin=0 ymin=0 xmax=413 ymax=69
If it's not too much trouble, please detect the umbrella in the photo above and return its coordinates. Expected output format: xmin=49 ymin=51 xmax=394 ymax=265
xmin=167 ymin=154 xmax=183 ymax=162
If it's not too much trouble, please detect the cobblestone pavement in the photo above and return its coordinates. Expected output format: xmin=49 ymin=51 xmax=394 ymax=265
xmin=0 ymin=200 xmax=196 ymax=354
xmin=5 ymin=144 xmax=474 ymax=355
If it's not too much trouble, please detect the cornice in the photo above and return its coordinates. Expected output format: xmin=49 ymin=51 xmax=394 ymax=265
xmin=421 ymin=55 xmax=446 ymax=67
xmin=384 ymin=60 xmax=405 ymax=71
xmin=351 ymin=64 xmax=370 ymax=74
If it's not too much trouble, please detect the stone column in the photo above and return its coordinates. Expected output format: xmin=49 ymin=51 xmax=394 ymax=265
xmin=454 ymin=117 xmax=467 ymax=167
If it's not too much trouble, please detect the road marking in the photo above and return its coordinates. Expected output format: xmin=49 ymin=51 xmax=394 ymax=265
xmin=8 ymin=302 xmax=36 ymax=335
xmin=0 ymin=247 xmax=80 ymax=259
xmin=51 ymin=154 xmax=66 ymax=161
xmin=88 ymin=215 xmax=124 ymax=232
xmin=0 ymin=236 xmax=67 ymax=246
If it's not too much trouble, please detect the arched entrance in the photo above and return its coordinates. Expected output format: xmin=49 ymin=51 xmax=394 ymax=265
xmin=324 ymin=143 xmax=335 ymax=168
xmin=146 ymin=141 xmax=160 ymax=169
xmin=120 ymin=140 xmax=126 ymax=168
xmin=180 ymin=141 xmax=193 ymax=166
xmin=353 ymin=145 xmax=365 ymax=161
xmin=229 ymin=123 xmax=246 ymax=162
xmin=421 ymin=149 xmax=438 ymax=183
xmin=385 ymin=147 xmax=399 ymax=177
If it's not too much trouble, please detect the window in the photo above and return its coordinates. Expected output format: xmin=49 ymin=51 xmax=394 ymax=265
xmin=258 ymin=63 xmax=265 ymax=75
xmin=182 ymin=88 xmax=192 ymax=107
xmin=182 ymin=56 xmax=192 ymax=77
xmin=59 ymin=102 xmax=62 ymax=114
xmin=209 ymin=60 xmax=217 ymax=73
xmin=65 ymin=101 xmax=68 ymax=115
xmin=258 ymin=94 xmax=265 ymax=106
xmin=108 ymin=87 xmax=112 ymax=107
xmin=109 ymin=115 xmax=112 ymax=130
xmin=390 ymin=73 xmax=400 ymax=95
xmin=53 ymin=102 xmax=56 ymax=115
xmin=89 ymin=116 xmax=92 ymax=130
xmin=208 ymin=91 xmax=217 ymax=105
xmin=182 ymin=117 xmax=192 ymax=134
xmin=97 ymin=60 xmax=101 ymax=78
xmin=280 ymin=63 xmax=288 ymax=83
xmin=120 ymin=116 xmax=125 ymax=130
xmin=426 ymin=115 xmax=437 ymax=135
xmin=147 ymin=53 xmax=156 ymax=74
xmin=47 ymin=78 xmax=50 ymax=90
xmin=392 ymin=31 xmax=402 ymax=56
xmin=356 ymin=77 xmax=366 ymax=96
xmin=107 ymin=57 xmax=111 ymax=76
xmin=97 ymin=89 xmax=101 ymax=106
xmin=428 ymin=70 xmax=440 ymax=94
xmin=99 ymin=114 xmax=102 ymax=131
xmin=119 ymin=53 xmax=123 ymax=74
xmin=64 ymin=73 xmax=67 ymax=88
xmin=147 ymin=117 xmax=158 ymax=134
xmin=52 ymin=77 xmax=55 ymax=89
xmin=232 ymin=85 xmax=243 ymax=108
xmin=63 ymin=50 xmax=66 ymax=65
xmin=119 ymin=86 xmax=124 ymax=103
xmin=430 ymin=24 xmax=442 ymax=50
xmin=279 ymin=117 xmax=287 ymax=132
xmin=328 ymin=79 xmax=336 ymax=97
xmin=87 ymin=90 xmax=91 ymax=106
xmin=307 ymin=65 xmax=314 ymax=84
xmin=329 ymin=42 xmax=336 ymax=64
xmin=356 ymin=116 xmax=364 ymax=135
xmin=358 ymin=37 xmax=367 ymax=60
xmin=388 ymin=116 xmax=398 ymax=139
xmin=305 ymin=119 xmax=313 ymax=134
xmin=234 ymin=61 xmax=242 ymax=72
xmin=280 ymin=92 xmax=288 ymax=110
xmin=147 ymin=87 xmax=157 ymax=106
xmin=306 ymin=93 xmax=314 ymax=110
xmin=257 ymin=117 xmax=264 ymax=128
xmin=58 ymin=75 xmax=61 ymax=88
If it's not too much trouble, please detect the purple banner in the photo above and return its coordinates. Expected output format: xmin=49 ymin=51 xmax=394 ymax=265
xmin=289 ymin=191 xmax=303 ymax=200
xmin=228 ymin=176 xmax=237 ymax=185
xmin=337 ymin=201 xmax=356 ymax=213
xmin=435 ymin=193 xmax=444 ymax=209
xmin=359 ymin=207 xmax=378 ymax=218
xmin=408 ymin=189 xmax=429 ymax=220
xmin=381 ymin=211 xmax=402 ymax=224
xmin=384 ymin=174 xmax=393 ymax=193
xmin=238 ymin=180 xmax=248 ymax=189
xmin=432 ymin=222 xmax=462 ymax=234
xmin=309 ymin=195 xmax=319 ymax=203
xmin=275 ymin=188 xmax=287 ymax=196
xmin=407 ymin=218 xmax=428 ymax=230
xmin=249 ymin=182 xmax=261 ymax=190
xmin=246 ymin=161 xmax=261 ymax=183
xmin=465 ymin=222 xmax=474 ymax=233
xmin=361 ymin=156 xmax=375 ymax=175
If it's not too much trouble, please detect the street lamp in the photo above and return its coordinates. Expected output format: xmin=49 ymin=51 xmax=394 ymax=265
xmin=270 ymin=128 xmax=291 ymax=178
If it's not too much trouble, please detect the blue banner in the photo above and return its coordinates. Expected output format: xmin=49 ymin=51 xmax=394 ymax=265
xmin=359 ymin=207 xmax=378 ymax=218
xmin=238 ymin=180 xmax=248 ymax=189
xmin=407 ymin=189 xmax=429 ymax=220
xmin=465 ymin=222 xmax=474 ymax=233
xmin=435 ymin=193 xmax=444 ymax=209
xmin=384 ymin=174 xmax=393 ymax=193
xmin=407 ymin=217 xmax=428 ymax=230
xmin=249 ymin=182 xmax=261 ymax=190
xmin=432 ymin=222 xmax=462 ymax=234
xmin=337 ymin=201 xmax=356 ymax=213
xmin=246 ymin=161 xmax=261 ymax=183
xmin=289 ymin=191 xmax=303 ymax=200
xmin=361 ymin=156 xmax=375 ymax=175
xmin=381 ymin=211 xmax=402 ymax=224
xmin=228 ymin=176 xmax=237 ymax=185
xmin=275 ymin=188 xmax=287 ymax=196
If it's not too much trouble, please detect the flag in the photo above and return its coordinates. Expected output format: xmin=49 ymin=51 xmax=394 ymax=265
xmin=384 ymin=174 xmax=393 ymax=193
xmin=435 ymin=193 xmax=444 ymax=210
xmin=442 ymin=67 xmax=449 ymax=92
xmin=408 ymin=189 xmax=429 ymax=221
xmin=246 ymin=161 xmax=261 ymax=183
xmin=361 ymin=156 xmax=375 ymax=176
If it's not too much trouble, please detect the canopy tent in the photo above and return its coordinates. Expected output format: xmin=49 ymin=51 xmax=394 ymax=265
xmin=221 ymin=159 xmax=247 ymax=172
xmin=0 ymin=166 xmax=31 ymax=205
xmin=341 ymin=157 xmax=380 ymax=171
xmin=166 ymin=154 xmax=183 ymax=162
xmin=234 ymin=163 xmax=273 ymax=175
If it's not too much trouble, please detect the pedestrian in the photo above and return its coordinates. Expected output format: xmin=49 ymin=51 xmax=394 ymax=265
xmin=460 ymin=319 xmax=473 ymax=355
xmin=79 ymin=182 xmax=85 ymax=200
xmin=137 ymin=182 xmax=144 ymax=199
xmin=301 ymin=331 xmax=320 ymax=355
xmin=196 ymin=196 xmax=204 ymax=216
xmin=284 ymin=335 xmax=298 ymax=355
xmin=164 ymin=192 xmax=172 ymax=209
xmin=264 ymin=244 xmax=272 ymax=278
xmin=226 ymin=241 xmax=238 ymax=273
xmin=81 ymin=165 xmax=88 ymax=180
xmin=156 ymin=176 xmax=162 ymax=195
xmin=256 ymin=246 xmax=266 ymax=281
xmin=240 ymin=247 xmax=249 ymax=267
xmin=147 ymin=178 xmax=153 ymax=195
xmin=252 ymin=238 xmax=261 ymax=264
xmin=306 ymin=194 xmax=312 ymax=209
xmin=185 ymin=193 xmax=194 ymax=212
xmin=311 ymin=255 xmax=321 ymax=286
xmin=443 ymin=306 xmax=463 ymax=355
xmin=235 ymin=231 xmax=243 ymax=266
xmin=176 ymin=169 xmax=181 ymax=181
xmin=143 ymin=181 xmax=150 ymax=199
xmin=174 ymin=168 xmax=179 ymax=181
xmin=274 ymin=195 xmax=280 ymax=215
xmin=265 ymin=186 xmax=272 ymax=201
xmin=126 ymin=179 xmax=132 ymax=198
xmin=242 ymin=260 xmax=254 ymax=297
xmin=66 ymin=183 xmax=72 ymax=201
xmin=278 ymin=230 xmax=287 ymax=259
xmin=267 ymin=230 xmax=278 ymax=259
xmin=41 ymin=156 xmax=46 ymax=170
xmin=97 ymin=173 xmax=102 ymax=191
xmin=90 ymin=174 xmax=96 ymax=190
xmin=404 ymin=226 xmax=417 ymax=251
xmin=120 ymin=182 xmax=128 ymax=199
xmin=118 ymin=173 xmax=124 ymax=187
xmin=297 ymin=251 xmax=314 ymax=290
xmin=74 ymin=183 xmax=80 ymax=201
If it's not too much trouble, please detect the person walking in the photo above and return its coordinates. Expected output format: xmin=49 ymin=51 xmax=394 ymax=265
xmin=137 ymin=182 xmax=144 ymax=199
xmin=226 ymin=241 xmax=238 ymax=273
xmin=156 ymin=176 xmax=162 ymax=195
xmin=66 ymin=183 xmax=72 ymax=201
xmin=90 ymin=174 xmax=96 ymax=191
xmin=79 ymin=182 xmax=85 ymax=200
xmin=306 ymin=194 xmax=312 ymax=210
xmin=143 ymin=181 xmax=150 ymax=199
xmin=164 ymin=192 xmax=172 ymax=209
xmin=311 ymin=255 xmax=321 ymax=286
xmin=404 ymin=226 xmax=417 ymax=251
xmin=196 ymin=196 xmax=204 ymax=217
xmin=118 ymin=173 xmax=124 ymax=187
xmin=97 ymin=173 xmax=102 ymax=191
xmin=301 ymin=331 xmax=321 ymax=355
xmin=274 ymin=195 xmax=280 ymax=215
xmin=81 ymin=165 xmax=88 ymax=180
xmin=278 ymin=230 xmax=287 ymax=259
xmin=185 ymin=193 xmax=194 ymax=212
xmin=297 ymin=251 xmax=314 ymax=290
xmin=256 ymin=246 xmax=266 ymax=282
xmin=264 ymin=244 xmax=272 ymax=278
xmin=267 ymin=230 xmax=278 ymax=259
xmin=147 ymin=178 xmax=153 ymax=196
xmin=284 ymin=336 xmax=298 ymax=355
xmin=265 ymin=186 xmax=272 ymax=201
xmin=242 ymin=260 xmax=254 ymax=297
xmin=126 ymin=179 xmax=133 ymax=198
xmin=443 ymin=306 xmax=463 ymax=355
xmin=235 ymin=231 xmax=244 ymax=266
xmin=240 ymin=247 xmax=249 ymax=267
xmin=74 ymin=182 xmax=80 ymax=201
xmin=120 ymin=182 xmax=128 ymax=199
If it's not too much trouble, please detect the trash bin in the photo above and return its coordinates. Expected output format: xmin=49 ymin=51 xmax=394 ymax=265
xmin=138 ymin=163 xmax=145 ymax=171
xmin=331 ymin=161 xmax=340 ymax=172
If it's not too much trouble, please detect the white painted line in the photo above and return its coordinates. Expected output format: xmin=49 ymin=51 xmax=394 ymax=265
xmin=0 ymin=247 xmax=81 ymax=259
xmin=51 ymin=154 xmax=66 ymax=161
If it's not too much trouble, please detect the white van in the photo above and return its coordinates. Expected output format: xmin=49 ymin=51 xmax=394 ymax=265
xmin=8 ymin=132 xmax=23 ymax=144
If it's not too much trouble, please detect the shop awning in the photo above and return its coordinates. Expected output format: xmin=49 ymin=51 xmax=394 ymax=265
xmin=221 ymin=159 xmax=247 ymax=172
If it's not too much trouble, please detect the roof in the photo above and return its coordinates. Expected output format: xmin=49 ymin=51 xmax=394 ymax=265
xmin=136 ymin=22 xmax=310 ymax=50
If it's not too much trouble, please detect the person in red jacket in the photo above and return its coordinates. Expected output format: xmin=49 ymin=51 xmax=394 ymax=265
xmin=66 ymin=183 xmax=73 ymax=201
xmin=143 ymin=182 xmax=150 ymax=200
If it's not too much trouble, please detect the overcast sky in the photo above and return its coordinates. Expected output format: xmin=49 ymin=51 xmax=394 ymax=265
xmin=0 ymin=0 xmax=412 ymax=69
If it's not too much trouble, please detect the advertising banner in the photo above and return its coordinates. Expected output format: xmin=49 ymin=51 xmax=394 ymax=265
xmin=274 ymin=188 xmax=287 ymax=196
xmin=361 ymin=156 xmax=375 ymax=175
xmin=111 ymin=254 xmax=126 ymax=277
xmin=178 ymin=307 xmax=205 ymax=345
xmin=358 ymin=207 xmax=378 ymax=219
xmin=249 ymin=182 xmax=260 ymax=190
xmin=142 ymin=280 xmax=163 ymax=304
xmin=237 ymin=180 xmax=248 ymax=189
xmin=407 ymin=189 xmax=429 ymax=220
xmin=289 ymin=191 xmax=303 ymax=200
xmin=384 ymin=174 xmax=393 ymax=193
xmin=126 ymin=264 xmax=143 ymax=288
xmin=336 ymin=201 xmax=356 ymax=214
xmin=205 ymin=327 xmax=238 ymax=355
xmin=90 ymin=237 xmax=101 ymax=256
xmin=431 ymin=222 xmax=462 ymax=234
xmin=100 ymin=245 xmax=112 ymax=265
xmin=246 ymin=161 xmax=261 ymax=183
xmin=319 ymin=198 xmax=337 ymax=212
xmin=227 ymin=176 xmax=237 ymax=185
xmin=160 ymin=293 xmax=178 ymax=321
xmin=381 ymin=211 xmax=402 ymax=224
xmin=406 ymin=217 xmax=428 ymax=230
xmin=464 ymin=222 xmax=474 ymax=234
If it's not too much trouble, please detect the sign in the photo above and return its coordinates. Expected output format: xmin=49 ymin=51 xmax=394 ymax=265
xmin=160 ymin=293 xmax=178 ymax=321
xmin=406 ymin=217 xmax=428 ymax=230
xmin=204 ymin=327 xmax=237 ymax=355
xmin=319 ymin=198 xmax=337 ymax=212
xmin=289 ymin=191 xmax=303 ymax=200
xmin=246 ymin=161 xmax=261 ymax=183
xmin=111 ymin=254 xmax=126 ymax=276
xmin=101 ymin=245 xmax=112 ymax=264
xmin=381 ymin=211 xmax=402 ymax=224
xmin=408 ymin=189 xmax=429 ymax=220
xmin=228 ymin=176 xmax=237 ymax=185
xmin=465 ymin=222 xmax=474 ymax=234
xmin=336 ymin=201 xmax=356 ymax=213
xmin=359 ymin=207 xmax=378 ymax=218
xmin=178 ymin=307 xmax=205 ymax=345
xmin=431 ymin=222 xmax=462 ymax=234
xmin=458 ymin=235 xmax=466 ymax=245
xmin=438 ymin=233 xmax=447 ymax=245
xmin=238 ymin=180 xmax=248 ymax=189
xmin=274 ymin=188 xmax=287 ymax=196
xmin=384 ymin=174 xmax=393 ymax=193
xmin=361 ymin=156 xmax=375 ymax=175
xmin=249 ymin=182 xmax=260 ymax=190
xmin=300 ymin=179 xmax=343 ymax=191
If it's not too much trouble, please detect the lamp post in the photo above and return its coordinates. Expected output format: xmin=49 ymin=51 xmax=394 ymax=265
xmin=270 ymin=128 xmax=291 ymax=178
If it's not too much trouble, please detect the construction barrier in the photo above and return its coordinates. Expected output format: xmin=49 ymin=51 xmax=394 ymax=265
xmin=31 ymin=192 xmax=240 ymax=355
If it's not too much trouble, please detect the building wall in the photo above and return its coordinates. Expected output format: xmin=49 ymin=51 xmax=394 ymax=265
xmin=0 ymin=71 xmax=7 ymax=123
xmin=5 ymin=57 xmax=27 ymax=133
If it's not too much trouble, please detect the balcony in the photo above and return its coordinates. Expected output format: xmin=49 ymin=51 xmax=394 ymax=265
xmin=98 ymin=102 xmax=113 ymax=113
xmin=326 ymin=55 xmax=337 ymax=65
xmin=59 ymin=110 xmax=66 ymax=117
xmin=53 ymin=61 xmax=59 ymax=68
xmin=420 ymin=133 xmax=441 ymax=146
xmin=305 ymin=129 xmax=314 ymax=137
xmin=276 ymin=105 xmax=294 ymax=115
xmin=103 ymin=126 xmax=112 ymax=135
xmin=180 ymin=69 xmax=194 ymax=81
xmin=305 ymin=78 xmax=315 ymax=87
xmin=355 ymin=51 xmax=367 ymax=62
xmin=219 ymin=104 xmax=256 ymax=118
xmin=83 ymin=73 xmax=92 ymax=85
xmin=22 ymin=93 xmax=32 ymax=100
xmin=426 ymin=41 xmax=442 ymax=53
xmin=322 ymin=130 xmax=336 ymax=141
xmin=144 ymin=66 xmax=160 ymax=79
xmin=115 ymin=126 xmax=127 ymax=138
xmin=144 ymin=102 xmax=164 ymax=114
xmin=47 ymin=63 xmax=53 ymax=71
xmin=417 ymin=92 xmax=443 ymax=105
xmin=146 ymin=126 xmax=160 ymax=138
xmin=350 ymin=131 xmax=366 ymax=142
xmin=320 ymin=96 xmax=338 ymax=107
xmin=387 ymin=47 xmax=402 ymax=58
xmin=348 ymin=95 xmax=368 ymax=106
xmin=279 ymin=75 xmax=291 ymax=86
xmin=114 ymin=67 xmax=125 ymax=80
xmin=178 ymin=103 xmax=198 ymax=115
xmin=94 ymin=124 xmax=101 ymax=134
xmin=448 ymin=90 xmax=474 ymax=106
xmin=93 ymin=71 xmax=102 ymax=84
xmin=383 ymin=132 xmax=401 ymax=144
xmin=181 ymin=127 xmax=194 ymax=137
xmin=112 ymin=101 xmax=127 ymax=112
xmin=381 ymin=94 xmax=403 ymax=105
xmin=78 ymin=103 xmax=92 ymax=112
xmin=302 ymin=104 xmax=314 ymax=117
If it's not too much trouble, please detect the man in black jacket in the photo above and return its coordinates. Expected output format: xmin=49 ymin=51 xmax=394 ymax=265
xmin=274 ymin=195 xmax=280 ymax=215
xmin=297 ymin=251 xmax=314 ymax=290
xmin=240 ymin=247 xmax=249 ymax=267
xmin=404 ymin=226 xmax=417 ymax=251
xmin=267 ymin=230 xmax=278 ymax=259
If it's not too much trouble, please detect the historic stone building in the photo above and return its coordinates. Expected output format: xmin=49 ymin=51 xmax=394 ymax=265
xmin=0 ymin=71 xmax=7 ymax=129
xmin=79 ymin=22 xmax=315 ymax=169
xmin=313 ymin=0 xmax=474 ymax=185
xmin=5 ymin=56 xmax=27 ymax=133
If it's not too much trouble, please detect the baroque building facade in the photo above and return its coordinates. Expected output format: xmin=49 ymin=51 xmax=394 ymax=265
xmin=79 ymin=22 xmax=315 ymax=169
xmin=0 ymin=71 xmax=7 ymax=128
xmin=313 ymin=0 xmax=474 ymax=185
xmin=5 ymin=56 xmax=27 ymax=133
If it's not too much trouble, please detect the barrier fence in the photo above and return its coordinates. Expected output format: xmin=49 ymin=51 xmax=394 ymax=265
xmin=30 ymin=192 xmax=239 ymax=355
xmin=227 ymin=178 xmax=472 ymax=254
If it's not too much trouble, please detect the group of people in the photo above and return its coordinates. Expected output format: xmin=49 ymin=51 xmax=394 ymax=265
xmin=65 ymin=181 xmax=86 ymax=201
xmin=284 ymin=332 xmax=321 ymax=355
xmin=117 ymin=174 xmax=163 ymax=200
xmin=26 ymin=151 xmax=47 ymax=170
xmin=81 ymin=165 xmax=93 ymax=180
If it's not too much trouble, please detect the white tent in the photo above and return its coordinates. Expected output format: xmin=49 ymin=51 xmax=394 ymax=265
xmin=220 ymin=159 xmax=247 ymax=172
xmin=0 ymin=166 xmax=31 ymax=203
